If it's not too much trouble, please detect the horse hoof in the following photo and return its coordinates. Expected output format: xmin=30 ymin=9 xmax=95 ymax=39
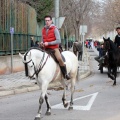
xmin=108 ymin=74 xmax=114 ymax=80
xmin=112 ymin=78 xmax=115 ymax=80
xmin=113 ymin=83 xmax=116 ymax=86
xmin=34 ymin=117 xmax=41 ymax=120
xmin=45 ymin=111 xmax=51 ymax=116
xmin=64 ymin=102 xmax=68 ymax=108
xmin=68 ymin=106 xmax=73 ymax=110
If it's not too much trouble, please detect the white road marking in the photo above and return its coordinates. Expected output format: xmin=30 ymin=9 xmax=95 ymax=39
xmin=51 ymin=92 xmax=98 ymax=111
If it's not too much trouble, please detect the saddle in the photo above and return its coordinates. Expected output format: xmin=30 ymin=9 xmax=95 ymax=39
xmin=42 ymin=48 xmax=71 ymax=80
xmin=45 ymin=48 xmax=65 ymax=63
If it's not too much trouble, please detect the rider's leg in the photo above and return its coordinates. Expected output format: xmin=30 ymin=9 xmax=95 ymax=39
xmin=54 ymin=48 xmax=71 ymax=80
xmin=94 ymin=56 xmax=100 ymax=63
xmin=98 ymin=57 xmax=104 ymax=70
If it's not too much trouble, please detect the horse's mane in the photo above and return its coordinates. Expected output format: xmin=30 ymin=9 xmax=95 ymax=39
xmin=28 ymin=47 xmax=44 ymax=53
xmin=24 ymin=47 xmax=44 ymax=62
xmin=109 ymin=39 xmax=117 ymax=52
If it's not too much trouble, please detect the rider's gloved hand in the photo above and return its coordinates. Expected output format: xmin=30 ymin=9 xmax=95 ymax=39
xmin=40 ymin=42 xmax=44 ymax=47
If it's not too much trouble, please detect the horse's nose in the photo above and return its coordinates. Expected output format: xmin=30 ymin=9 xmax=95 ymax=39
xmin=29 ymin=76 xmax=36 ymax=80
xmin=32 ymin=77 xmax=36 ymax=80
xmin=30 ymin=77 xmax=36 ymax=80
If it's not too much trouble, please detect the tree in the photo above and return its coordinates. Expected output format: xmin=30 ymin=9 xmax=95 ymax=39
xmin=88 ymin=0 xmax=120 ymax=38
xmin=19 ymin=0 xmax=54 ymax=22
xmin=60 ymin=0 xmax=95 ymax=41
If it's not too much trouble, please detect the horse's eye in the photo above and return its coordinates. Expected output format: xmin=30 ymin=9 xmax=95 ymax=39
xmin=28 ymin=63 xmax=34 ymax=67
xmin=30 ymin=64 xmax=34 ymax=67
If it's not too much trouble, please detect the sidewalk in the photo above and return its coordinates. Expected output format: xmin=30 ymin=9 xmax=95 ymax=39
xmin=0 ymin=49 xmax=91 ymax=97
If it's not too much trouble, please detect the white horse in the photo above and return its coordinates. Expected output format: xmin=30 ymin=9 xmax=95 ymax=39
xmin=19 ymin=48 xmax=78 ymax=120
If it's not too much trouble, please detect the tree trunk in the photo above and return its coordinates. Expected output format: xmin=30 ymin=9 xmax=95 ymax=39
xmin=75 ymin=26 xmax=80 ymax=41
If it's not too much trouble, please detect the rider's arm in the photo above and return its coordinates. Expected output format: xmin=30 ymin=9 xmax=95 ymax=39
xmin=114 ymin=36 xmax=117 ymax=45
xmin=48 ymin=28 xmax=61 ymax=45
xmin=39 ymin=36 xmax=45 ymax=47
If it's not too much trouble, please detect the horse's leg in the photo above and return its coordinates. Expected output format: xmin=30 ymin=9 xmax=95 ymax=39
xmin=68 ymin=77 xmax=76 ymax=110
xmin=34 ymin=94 xmax=44 ymax=120
xmin=34 ymin=84 xmax=48 ymax=120
xmin=108 ymin=67 xmax=115 ymax=80
xmin=107 ymin=67 xmax=110 ymax=78
xmin=113 ymin=67 xmax=117 ymax=86
xmin=61 ymin=79 xmax=68 ymax=108
xmin=45 ymin=94 xmax=51 ymax=115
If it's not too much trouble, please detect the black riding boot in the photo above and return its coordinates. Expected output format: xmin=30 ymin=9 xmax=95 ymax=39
xmin=98 ymin=65 xmax=102 ymax=70
xmin=60 ymin=65 xmax=71 ymax=80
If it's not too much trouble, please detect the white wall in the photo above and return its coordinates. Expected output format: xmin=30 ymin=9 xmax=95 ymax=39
xmin=0 ymin=55 xmax=24 ymax=75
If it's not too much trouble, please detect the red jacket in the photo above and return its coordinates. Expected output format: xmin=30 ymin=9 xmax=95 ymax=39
xmin=42 ymin=26 xmax=59 ymax=49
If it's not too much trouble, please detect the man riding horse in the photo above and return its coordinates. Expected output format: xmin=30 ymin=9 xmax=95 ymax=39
xmin=103 ymin=37 xmax=120 ymax=85
xmin=19 ymin=15 xmax=78 ymax=120
xmin=114 ymin=27 xmax=120 ymax=48
xmin=40 ymin=15 xmax=70 ymax=80
xmin=94 ymin=44 xmax=106 ymax=70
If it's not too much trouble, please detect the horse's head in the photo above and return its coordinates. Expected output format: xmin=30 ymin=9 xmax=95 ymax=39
xmin=19 ymin=51 xmax=36 ymax=79
xmin=103 ymin=37 xmax=111 ymax=51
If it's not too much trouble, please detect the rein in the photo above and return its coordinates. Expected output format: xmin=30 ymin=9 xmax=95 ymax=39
xmin=36 ymin=52 xmax=49 ymax=76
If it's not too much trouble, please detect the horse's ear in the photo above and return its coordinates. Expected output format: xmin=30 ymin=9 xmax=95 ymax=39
xmin=108 ymin=37 xmax=110 ymax=40
xmin=19 ymin=53 xmax=24 ymax=59
xmin=27 ymin=51 xmax=31 ymax=60
xmin=103 ymin=37 xmax=105 ymax=41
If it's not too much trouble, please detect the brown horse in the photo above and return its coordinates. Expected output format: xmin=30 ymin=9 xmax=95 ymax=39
xmin=103 ymin=37 xmax=120 ymax=85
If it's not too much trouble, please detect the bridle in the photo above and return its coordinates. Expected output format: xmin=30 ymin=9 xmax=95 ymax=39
xmin=24 ymin=58 xmax=36 ymax=79
xmin=23 ymin=49 xmax=49 ymax=79
xmin=104 ymin=40 xmax=110 ymax=51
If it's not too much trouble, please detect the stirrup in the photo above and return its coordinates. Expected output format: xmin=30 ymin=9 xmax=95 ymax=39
xmin=98 ymin=66 xmax=102 ymax=70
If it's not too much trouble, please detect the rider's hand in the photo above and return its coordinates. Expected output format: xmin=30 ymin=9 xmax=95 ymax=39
xmin=44 ymin=42 xmax=48 ymax=46
xmin=40 ymin=42 xmax=44 ymax=47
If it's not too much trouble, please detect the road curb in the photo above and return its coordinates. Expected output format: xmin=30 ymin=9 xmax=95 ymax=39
xmin=0 ymin=85 xmax=40 ymax=97
xmin=0 ymin=90 xmax=14 ymax=97
xmin=0 ymin=70 xmax=91 ymax=97
xmin=14 ymin=88 xmax=28 ymax=94
xmin=80 ymin=70 xmax=91 ymax=79
xmin=27 ymin=85 xmax=40 ymax=92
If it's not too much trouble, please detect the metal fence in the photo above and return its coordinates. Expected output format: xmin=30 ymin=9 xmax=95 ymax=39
xmin=0 ymin=0 xmax=41 ymax=55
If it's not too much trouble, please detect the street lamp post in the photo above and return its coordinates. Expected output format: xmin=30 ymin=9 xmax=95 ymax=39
xmin=55 ymin=0 xmax=59 ymax=28
xmin=80 ymin=25 xmax=87 ymax=61
xmin=10 ymin=0 xmax=14 ymax=73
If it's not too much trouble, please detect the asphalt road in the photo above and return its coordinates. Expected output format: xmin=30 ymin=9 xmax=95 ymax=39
xmin=0 ymin=49 xmax=120 ymax=120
